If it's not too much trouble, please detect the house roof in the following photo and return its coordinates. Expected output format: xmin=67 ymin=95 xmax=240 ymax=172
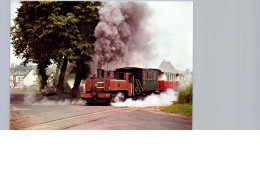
xmin=13 ymin=71 xmax=27 ymax=76
xmin=158 ymin=60 xmax=178 ymax=73
xmin=23 ymin=68 xmax=36 ymax=78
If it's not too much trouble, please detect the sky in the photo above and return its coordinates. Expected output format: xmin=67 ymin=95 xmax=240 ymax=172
xmin=10 ymin=1 xmax=193 ymax=71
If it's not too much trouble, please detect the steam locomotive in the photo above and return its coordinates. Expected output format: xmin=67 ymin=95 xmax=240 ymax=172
xmin=81 ymin=67 xmax=179 ymax=104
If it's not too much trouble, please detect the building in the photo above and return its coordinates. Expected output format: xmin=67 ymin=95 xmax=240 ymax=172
xmin=158 ymin=59 xmax=183 ymax=81
xmin=183 ymin=68 xmax=193 ymax=82
xmin=11 ymin=72 xmax=27 ymax=88
xmin=10 ymin=74 xmax=14 ymax=88
xmin=23 ymin=69 xmax=39 ymax=91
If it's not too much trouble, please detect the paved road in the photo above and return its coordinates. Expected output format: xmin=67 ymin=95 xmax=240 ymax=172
xmin=10 ymin=90 xmax=192 ymax=130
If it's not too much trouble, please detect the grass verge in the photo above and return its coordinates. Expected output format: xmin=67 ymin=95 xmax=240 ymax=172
xmin=159 ymin=104 xmax=192 ymax=116
xmin=17 ymin=89 xmax=41 ymax=95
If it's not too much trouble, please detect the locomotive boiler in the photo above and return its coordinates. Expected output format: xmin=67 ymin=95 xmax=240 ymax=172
xmin=81 ymin=67 xmax=179 ymax=104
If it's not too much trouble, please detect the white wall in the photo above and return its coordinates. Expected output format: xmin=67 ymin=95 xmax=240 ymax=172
xmin=23 ymin=70 xmax=37 ymax=86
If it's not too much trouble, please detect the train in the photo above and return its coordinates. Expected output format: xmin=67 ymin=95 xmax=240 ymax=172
xmin=81 ymin=67 xmax=179 ymax=104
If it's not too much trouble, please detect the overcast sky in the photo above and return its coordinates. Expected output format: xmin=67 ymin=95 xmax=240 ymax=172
xmin=10 ymin=1 xmax=193 ymax=71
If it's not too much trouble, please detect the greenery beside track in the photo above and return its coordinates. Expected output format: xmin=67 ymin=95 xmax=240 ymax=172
xmin=159 ymin=84 xmax=193 ymax=116
xmin=159 ymin=104 xmax=192 ymax=116
xmin=17 ymin=89 xmax=41 ymax=95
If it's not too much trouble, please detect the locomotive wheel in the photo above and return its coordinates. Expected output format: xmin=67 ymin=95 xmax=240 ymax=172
xmin=86 ymin=101 xmax=94 ymax=105
xmin=110 ymin=97 xmax=115 ymax=103
xmin=110 ymin=93 xmax=117 ymax=103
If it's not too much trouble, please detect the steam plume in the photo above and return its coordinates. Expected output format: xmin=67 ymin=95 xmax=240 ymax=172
xmin=112 ymin=89 xmax=177 ymax=107
xmin=23 ymin=93 xmax=85 ymax=106
xmin=93 ymin=2 xmax=152 ymax=69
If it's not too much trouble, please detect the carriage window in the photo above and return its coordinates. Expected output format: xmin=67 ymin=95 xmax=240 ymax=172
xmin=146 ymin=71 xmax=149 ymax=80
xmin=143 ymin=71 xmax=145 ymax=80
xmin=119 ymin=73 xmax=124 ymax=79
xmin=155 ymin=72 xmax=157 ymax=80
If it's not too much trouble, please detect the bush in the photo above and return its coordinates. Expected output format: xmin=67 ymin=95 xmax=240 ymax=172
xmin=178 ymin=83 xmax=192 ymax=104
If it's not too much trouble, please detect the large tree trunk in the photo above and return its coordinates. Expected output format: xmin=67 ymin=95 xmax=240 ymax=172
xmin=53 ymin=61 xmax=62 ymax=87
xmin=71 ymin=60 xmax=82 ymax=98
xmin=37 ymin=63 xmax=48 ymax=90
xmin=56 ymin=57 xmax=68 ymax=95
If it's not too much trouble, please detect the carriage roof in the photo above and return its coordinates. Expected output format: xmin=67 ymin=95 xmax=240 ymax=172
xmin=115 ymin=67 xmax=162 ymax=73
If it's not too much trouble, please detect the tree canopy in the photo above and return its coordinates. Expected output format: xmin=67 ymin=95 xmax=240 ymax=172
xmin=11 ymin=1 xmax=100 ymax=92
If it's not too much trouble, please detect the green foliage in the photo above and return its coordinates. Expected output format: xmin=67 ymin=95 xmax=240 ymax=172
xmin=178 ymin=83 xmax=193 ymax=104
xmin=33 ymin=67 xmax=42 ymax=87
xmin=11 ymin=1 xmax=100 ymax=65
xmin=160 ymin=104 xmax=192 ymax=116
xmin=11 ymin=1 xmax=101 ymax=90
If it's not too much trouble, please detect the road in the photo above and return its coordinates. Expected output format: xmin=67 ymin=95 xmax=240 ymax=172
xmin=10 ymin=89 xmax=192 ymax=130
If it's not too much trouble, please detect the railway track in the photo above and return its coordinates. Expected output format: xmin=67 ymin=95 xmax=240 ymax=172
xmin=18 ymin=107 xmax=128 ymax=130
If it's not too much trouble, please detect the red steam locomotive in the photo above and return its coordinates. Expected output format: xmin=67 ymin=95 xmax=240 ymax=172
xmin=81 ymin=67 xmax=179 ymax=104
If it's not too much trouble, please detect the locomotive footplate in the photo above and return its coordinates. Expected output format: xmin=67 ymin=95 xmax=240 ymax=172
xmin=81 ymin=92 xmax=111 ymax=104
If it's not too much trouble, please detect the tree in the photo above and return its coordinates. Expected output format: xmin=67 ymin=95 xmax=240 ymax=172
xmin=69 ymin=2 xmax=100 ymax=97
xmin=11 ymin=1 xmax=100 ymax=93
xmin=11 ymin=2 xmax=56 ymax=89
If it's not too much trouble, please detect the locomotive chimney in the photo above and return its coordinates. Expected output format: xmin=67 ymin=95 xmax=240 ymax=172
xmin=97 ymin=69 xmax=104 ymax=78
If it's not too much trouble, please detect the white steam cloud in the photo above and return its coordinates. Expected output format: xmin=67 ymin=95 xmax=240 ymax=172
xmin=23 ymin=93 xmax=85 ymax=106
xmin=112 ymin=89 xmax=177 ymax=107
xmin=32 ymin=98 xmax=85 ymax=106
